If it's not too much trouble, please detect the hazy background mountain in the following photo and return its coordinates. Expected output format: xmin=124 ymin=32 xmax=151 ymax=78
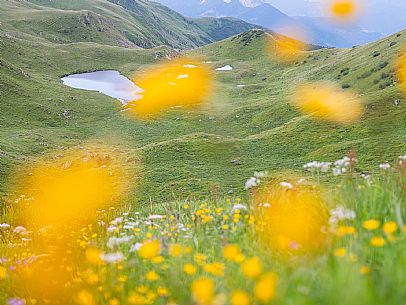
xmin=152 ymin=0 xmax=404 ymax=47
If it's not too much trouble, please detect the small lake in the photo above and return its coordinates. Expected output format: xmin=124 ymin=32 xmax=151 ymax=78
xmin=61 ymin=70 xmax=143 ymax=104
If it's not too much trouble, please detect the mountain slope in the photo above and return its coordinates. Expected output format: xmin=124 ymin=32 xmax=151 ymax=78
xmin=0 ymin=0 xmax=257 ymax=49
xmin=1 ymin=5 xmax=406 ymax=203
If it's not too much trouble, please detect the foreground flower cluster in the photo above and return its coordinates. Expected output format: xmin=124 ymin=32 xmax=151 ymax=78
xmin=1 ymin=155 xmax=406 ymax=305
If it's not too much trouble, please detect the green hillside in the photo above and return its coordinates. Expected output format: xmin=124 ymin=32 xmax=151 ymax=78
xmin=0 ymin=0 xmax=257 ymax=49
xmin=1 ymin=0 xmax=406 ymax=205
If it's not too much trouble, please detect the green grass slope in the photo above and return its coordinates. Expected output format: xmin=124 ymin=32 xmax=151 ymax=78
xmin=1 ymin=6 xmax=406 ymax=205
xmin=0 ymin=0 xmax=257 ymax=49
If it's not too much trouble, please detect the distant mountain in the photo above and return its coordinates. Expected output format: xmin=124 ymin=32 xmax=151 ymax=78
xmin=152 ymin=0 xmax=386 ymax=47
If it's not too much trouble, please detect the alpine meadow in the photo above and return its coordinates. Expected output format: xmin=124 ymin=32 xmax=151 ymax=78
xmin=1 ymin=1 xmax=406 ymax=305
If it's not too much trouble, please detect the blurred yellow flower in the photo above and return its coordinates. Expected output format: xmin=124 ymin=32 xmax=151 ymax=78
xmin=184 ymin=263 xmax=197 ymax=275
xmin=191 ymin=277 xmax=215 ymax=305
xmin=139 ymin=240 xmax=161 ymax=259
xmin=0 ymin=266 xmax=7 ymax=280
xmin=223 ymin=244 xmax=242 ymax=262
xmin=77 ymin=290 xmax=95 ymax=305
xmin=383 ymin=221 xmax=398 ymax=235
xmin=397 ymin=51 xmax=406 ymax=95
xmin=370 ymin=237 xmax=386 ymax=247
xmin=335 ymin=226 xmax=356 ymax=237
xmin=333 ymin=247 xmax=346 ymax=257
xmin=291 ymin=82 xmax=363 ymax=124
xmin=254 ymin=272 xmax=278 ymax=304
xmin=204 ymin=262 xmax=225 ymax=277
xmin=330 ymin=0 xmax=358 ymax=18
xmin=157 ymin=287 xmax=169 ymax=297
xmin=360 ymin=266 xmax=370 ymax=275
xmin=125 ymin=58 xmax=214 ymax=118
xmin=85 ymin=247 xmax=103 ymax=265
xmin=168 ymin=244 xmax=183 ymax=257
xmin=146 ymin=271 xmax=159 ymax=281
xmin=241 ymin=257 xmax=262 ymax=279
xmin=255 ymin=183 xmax=329 ymax=255
xmin=230 ymin=290 xmax=250 ymax=305
xmin=265 ymin=28 xmax=308 ymax=63
xmin=363 ymin=220 xmax=380 ymax=231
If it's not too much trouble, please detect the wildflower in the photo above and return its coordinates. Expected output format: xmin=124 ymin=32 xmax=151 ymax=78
xmin=379 ymin=163 xmax=391 ymax=170
xmin=107 ymin=236 xmax=134 ymax=249
xmin=329 ymin=205 xmax=356 ymax=224
xmin=77 ymin=290 xmax=95 ymax=305
xmin=8 ymin=298 xmax=26 ymax=305
xmin=157 ymin=287 xmax=169 ymax=297
xmin=100 ymin=252 xmax=124 ymax=264
xmin=183 ymin=264 xmax=197 ymax=275
xmin=0 ymin=223 xmax=10 ymax=229
xmin=139 ymin=240 xmax=160 ymax=259
xmin=303 ymin=161 xmax=332 ymax=173
xmin=363 ymin=220 xmax=380 ymax=231
xmin=370 ymin=237 xmax=386 ymax=247
xmin=129 ymin=243 xmax=143 ymax=253
xmin=146 ymin=271 xmax=159 ymax=281
xmin=230 ymin=290 xmax=250 ymax=305
xmin=149 ymin=215 xmax=164 ymax=220
xmin=242 ymin=257 xmax=262 ymax=279
xmin=335 ymin=226 xmax=356 ymax=237
xmin=245 ymin=177 xmax=259 ymax=190
xmin=168 ymin=244 xmax=183 ymax=257
xmin=191 ymin=277 xmax=215 ymax=305
xmin=280 ymin=182 xmax=293 ymax=189
xmin=254 ymin=272 xmax=278 ymax=304
xmin=333 ymin=248 xmax=346 ymax=257
xmin=383 ymin=221 xmax=398 ymax=235
xmin=360 ymin=266 xmax=370 ymax=275
xmin=291 ymin=82 xmax=363 ymax=124
xmin=0 ymin=266 xmax=7 ymax=279
xmin=152 ymin=256 xmax=165 ymax=264
xmin=223 ymin=244 xmax=242 ymax=262
xmin=204 ymin=262 xmax=224 ymax=277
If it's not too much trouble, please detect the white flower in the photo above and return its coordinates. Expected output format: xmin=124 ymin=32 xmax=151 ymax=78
xmin=399 ymin=155 xmax=406 ymax=161
xmin=254 ymin=171 xmax=268 ymax=179
xmin=107 ymin=236 xmax=134 ymax=249
xmin=0 ymin=223 xmax=10 ymax=229
xmin=303 ymin=161 xmax=331 ymax=172
xmin=13 ymin=226 xmax=27 ymax=234
xmin=110 ymin=217 xmax=123 ymax=225
xmin=129 ymin=243 xmax=142 ymax=253
xmin=232 ymin=204 xmax=247 ymax=211
xmin=245 ymin=177 xmax=258 ymax=190
xmin=149 ymin=215 xmax=164 ymax=220
xmin=379 ymin=163 xmax=391 ymax=170
xmin=329 ymin=205 xmax=356 ymax=224
xmin=280 ymin=182 xmax=293 ymax=189
xmin=100 ymin=252 xmax=124 ymax=263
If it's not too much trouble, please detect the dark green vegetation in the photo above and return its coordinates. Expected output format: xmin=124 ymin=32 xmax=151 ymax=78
xmin=1 ymin=0 xmax=406 ymax=205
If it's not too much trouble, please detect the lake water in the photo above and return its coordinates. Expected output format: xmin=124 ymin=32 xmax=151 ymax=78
xmin=61 ymin=70 xmax=143 ymax=104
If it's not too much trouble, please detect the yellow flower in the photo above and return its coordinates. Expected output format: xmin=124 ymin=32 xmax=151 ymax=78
xmin=254 ymin=272 xmax=278 ymax=304
xmin=191 ymin=277 xmax=215 ymax=305
xmin=152 ymin=256 xmax=165 ymax=264
xmin=0 ymin=266 xmax=7 ymax=280
xmin=139 ymin=240 xmax=160 ymax=259
xmin=204 ymin=262 xmax=225 ymax=277
xmin=168 ymin=244 xmax=183 ymax=257
xmin=230 ymin=290 xmax=250 ymax=305
xmin=370 ymin=237 xmax=386 ymax=247
xmin=157 ymin=287 xmax=169 ymax=297
xmin=291 ymin=82 xmax=363 ymax=124
xmin=360 ymin=266 xmax=370 ymax=275
xmin=109 ymin=299 xmax=120 ymax=305
xmin=194 ymin=254 xmax=207 ymax=265
xmin=330 ymin=0 xmax=358 ymax=18
xmin=363 ymin=220 xmax=380 ymax=231
xmin=383 ymin=221 xmax=398 ymax=235
xmin=77 ymin=290 xmax=95 ymax=305
xmin=335 ymin=226 xmax=356 ymax=237
xmin=333 ymin=247 xmax=346 ymax=257
xmin=223 ymin=244 xmax=242 ymax=262
xmin=242 ymin=257 xmax=262 ymax=279
xmin=146 ymin=271 xmax=159 ymax=282
xmin=184 ymin=263 xmax=197 ymax=275
xmin=85 ymin=247 xmax=103 ymax=265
